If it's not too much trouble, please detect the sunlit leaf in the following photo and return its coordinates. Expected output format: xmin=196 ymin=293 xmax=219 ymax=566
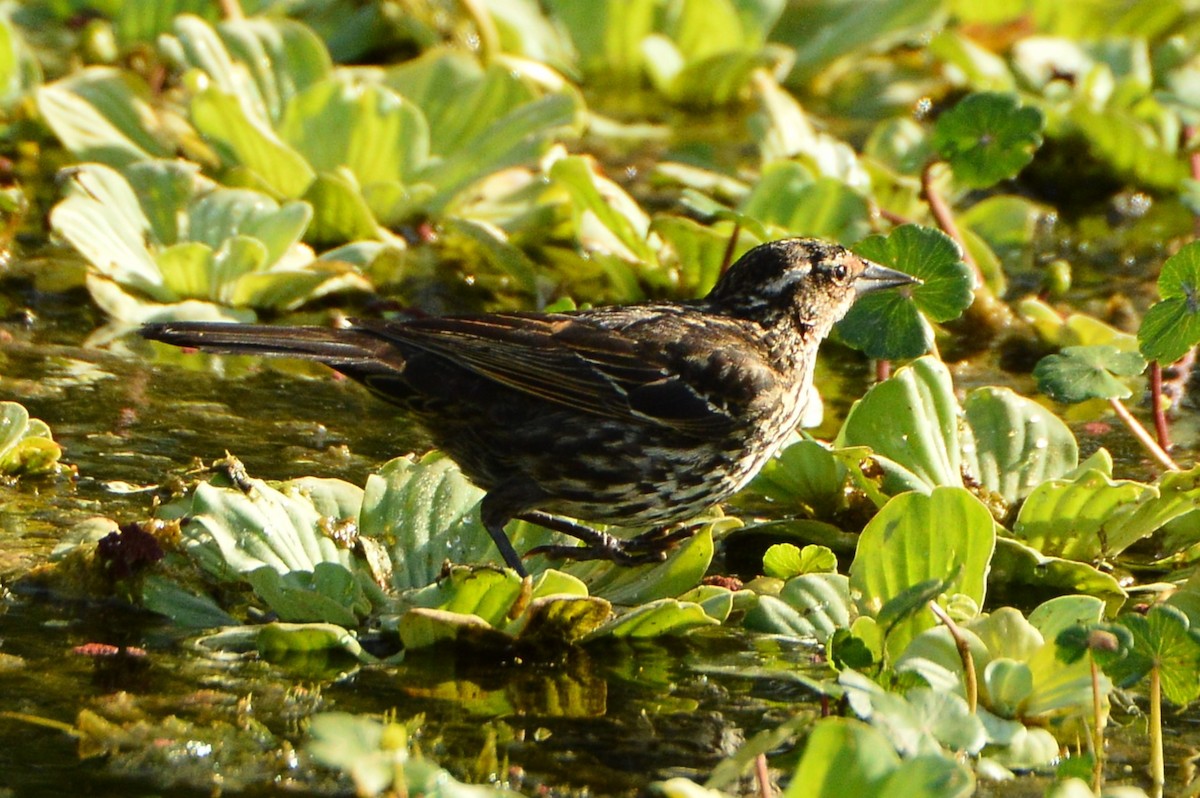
xmin=359 ymin=454 xmax=493 ymax=590
xmin=279 ymin=79 xmax=428 ymax=192
xmin=171 ymin=467 xmax=360 ymax=582
xmin=850 ymin=487 xmax=995 ymax=658
xmin=191 ymin=84 xmax=316 ymax=198
xmin=745 ymin=439 xmax=847 ymax=517
xmin=246 ymin=562 xmax=369 ymax=626
xmin=763 ymin=543 xmax=837 ymax=579
xmin=783 ymin=718 xmax=901 ymax=798
xmin=989 ymin=538 xmax=1126 ymax=607
xmin=961 ymin=387 xmax=1078 ymax=505
xmin=594 ymin=598 xmax=720 ymax=638
xmin=0 ymin=401 xmax=63 ymax=477
xmin=36 ymin=67 xmax=174 ymax=167
xmin=743 ymin=573 xmax=850 ymax=642
xmin=1138 ymin=241 xmax=1200 ymax=364
xmin=838 ymin=356 xmax=963 ymax=491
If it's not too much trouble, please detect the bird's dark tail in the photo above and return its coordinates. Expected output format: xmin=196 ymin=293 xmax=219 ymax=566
xmin=140 ymin=321 xmax=392 ymax=370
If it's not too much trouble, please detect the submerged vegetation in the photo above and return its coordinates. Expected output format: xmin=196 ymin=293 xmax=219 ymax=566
xmin=1 ymin=1 xmax=1200 ymax=796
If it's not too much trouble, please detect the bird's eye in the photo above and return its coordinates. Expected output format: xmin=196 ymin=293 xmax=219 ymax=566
xmin=832 ymin=263 xmax=849 ymax=282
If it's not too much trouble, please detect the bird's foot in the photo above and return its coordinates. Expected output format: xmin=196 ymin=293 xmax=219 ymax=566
xmin=525 ymin=537 xmax=671 ymax=566
xmin=518 ymin=512 xmax=696 ymax=566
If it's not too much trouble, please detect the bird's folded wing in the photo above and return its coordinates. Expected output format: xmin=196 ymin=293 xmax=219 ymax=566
xmin=354 ymin=315 xmax=737 ymax=435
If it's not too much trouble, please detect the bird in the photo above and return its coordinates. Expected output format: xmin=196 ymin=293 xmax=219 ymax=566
xmin=142 ymin=238 xmax=918 ymax=577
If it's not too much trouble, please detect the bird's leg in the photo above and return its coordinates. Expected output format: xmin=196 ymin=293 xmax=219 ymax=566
xmin=519 ymin=511 xmax=680 ymax=566
xmin=480 ymin=493 xmax=530 ymax=578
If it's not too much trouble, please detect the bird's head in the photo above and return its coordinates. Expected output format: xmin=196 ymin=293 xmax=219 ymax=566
xmin=704 ymin=238 xmax=918 ymax=332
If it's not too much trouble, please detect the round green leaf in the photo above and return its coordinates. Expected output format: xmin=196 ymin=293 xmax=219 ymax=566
xmin=842 ymin=225 xmax=973 ymax=359
xmin=1110 ymin=604 xmax=1200 ymax=706
xmin=1033 ymin=344 xmax=1146 ymax=403
xmin=932 ymin=92 xmax=1044 ymax=188
xmin=1138 ymin=241 xmax=1200 ymax=363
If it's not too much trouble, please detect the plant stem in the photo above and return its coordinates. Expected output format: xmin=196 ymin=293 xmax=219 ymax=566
xmin=929 ymin=601 xmax=976 ymax=713
xmin=755 ymin=753 xmax=773 ymax=798
xmin=920 ymin=162 xmax=1015 ymax=330
xmin=1149 ymin=666 xmax=1164 ymax=790
xmin=921 ymin=162 xmax=982 ymax=286
xmin=721 ymin=224 xmax=742 ymax=275
xmin=875 ymin=359 xmax=891 ymax=382
xmin=1107 ymin=398 xmax=1181 ymax=472
xmin=1090 ymin=657 xmax=1105 ymax=794
xmin=1149 ymin=361 xmax=1171 ymax=451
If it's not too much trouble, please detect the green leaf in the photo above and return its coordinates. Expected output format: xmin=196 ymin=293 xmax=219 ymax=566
xmin=1109 ymin=605 xmax=1200 ymax=705
xmin=214 ymin=17 xmax=332 ymax=124
xmin=280 ymin=79 xmax=429 ymax=192
xmin=36 ymin=67 xmax=173 ymax=167
xmin=595 ymin=599 xmax=720 ymax=638
xmin=566 ymin=523 xmax=716 ymax=604
xmin=842 ymin=225 xmax=973 ymax=359
xmin=0 ymin=402 xmax=63 ymax=477
xmin=850 ymin=487 xmax=995 ymax=658
xmin=49 ymin=163 xmax=167 ymax=300
xmin=932 ymin=92 xmax=1043 ymax=188
xmin=763 ymin=543 xmax=837 ymax=579
xmin=783 ymin=718 xmax=901 ymax=798
xmin=303 ymin=170 xmax=383 ymax=243
xmin=989 ymin=538 xmax=1126 ymax=606
xmin=246 ymin=563 xmax=368 ymax=626
xmin=745 ymin=439 xmax=847 ymax=517
xmin=743 ymin=573 xmax=851 ymax=642
xmin=1138 ymin=241 xmax=1200 ymax=364
xmin=257 ymin=622 xmax=371 ymax=662
xmin=1013 ymin=467 xmax=1200 ymax=561
xmin=548 ymin=154 xmax=655 ymax=264
xmin=961 ymin=387 xmax=1078 ymax=505
xmin=439 ymin=217 xmax=539 ymax=296
xmin=359 ymin=454 xmax=492 ymax=590
xmin=544 ymin=0 xmax=657 ymax=79
xmin=175 ymin=469 xmax=360 ymax=580
xmin=140 ymin=575 xmax=237 ymax=628
xmin=1033 ymin=344 xmax=1146 ymax=403
xmin=838 ymin=356 xmax=963 ymax=492
xmin=651 ymin=215 xmax=741 ymax=298
xmin=191 ymin=88 xmax=315 ymax=198
xmin=420 ymin=92 xmax=580 ymax=215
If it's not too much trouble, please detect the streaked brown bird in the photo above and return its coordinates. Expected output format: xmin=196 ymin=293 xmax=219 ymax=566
xmin=143 ymin=238 xmax=917 ymax=577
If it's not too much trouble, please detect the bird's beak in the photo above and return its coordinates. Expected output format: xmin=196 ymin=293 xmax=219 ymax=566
xmin=855 ymin=260 xmax=922 ymax=295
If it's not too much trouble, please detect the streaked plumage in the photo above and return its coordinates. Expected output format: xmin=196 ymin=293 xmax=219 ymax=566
xmin=143 ymin=238 xmax=917 ymax=576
